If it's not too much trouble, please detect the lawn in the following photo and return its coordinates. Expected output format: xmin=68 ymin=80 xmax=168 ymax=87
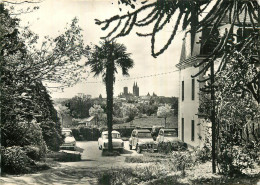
xmin=114 ymin=115 xmax=178 ymax=129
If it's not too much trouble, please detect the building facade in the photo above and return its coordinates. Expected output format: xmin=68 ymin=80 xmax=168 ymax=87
xmin=123 ymin=87 xmax=128 ymax=95
xmin=176 ymin=29 xmax=211 ymax=147
xmin=133 ymin=82 xmax=139 ymax=97
xmin=175 ymin=11 xmax=257 ymax=147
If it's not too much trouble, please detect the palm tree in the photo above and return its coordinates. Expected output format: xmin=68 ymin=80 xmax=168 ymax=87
xmin=86 ymin=40 xmax=134 ymax=152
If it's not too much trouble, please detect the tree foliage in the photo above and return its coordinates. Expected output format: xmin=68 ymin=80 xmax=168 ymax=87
xmin=89 ymin=104 xmax=105 ymax=126
xmin=157 ymin=104 xmax=172 ymax=126
xmin=1 ymin=2 xmax=88 ymax=172
xmin=199 ymin=53 xmax=260 ymax=175
xmin=122 ymin=103 xmax=139 ymax=122
xmin=64 ymin=95 xmax=93 ymax=119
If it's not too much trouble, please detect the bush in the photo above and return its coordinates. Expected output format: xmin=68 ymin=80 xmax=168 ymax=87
xmin=23 ymin=145 xmax=42 ymax=161
xmin=158 ymin=141 xmax=187 ymax=154
xmin=125 ymin=154 xmax=162 ymax=163
xmin=98 ymin=165 xmax=168 ymax=185
xmin=40 ymin=120 xmax=63 ymax=152
xmin=115 ymin=128 xmax=134 ymax=138
xmin=217 ymin=145 xmax=259 ymax=176
xmin=195 ymin=145 xmax=211 ymax=164
xmin=171 ymin=151 xmax=195 ymax=176
xmin=2 ymin=120 xmax=47 ymax=157
xmin=98 ymin=169 xmax=137 ymax=185
xmin=1 ymin=146 xmax=35 ymax=174
xmin=72 ymin=126 xmax=101 ymax=141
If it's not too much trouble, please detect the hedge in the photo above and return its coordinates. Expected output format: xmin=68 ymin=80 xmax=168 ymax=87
xmin=72 ymin=127 xmax=101 ymax=141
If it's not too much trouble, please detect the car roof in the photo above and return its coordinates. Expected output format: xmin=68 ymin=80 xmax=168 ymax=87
xmin=160 ymin=128 xmax=177 ymax=132
xmin=102 ymin=130 xmax=120 ymax=134
xmin=62 ymin=128 xmax=72 ymax=132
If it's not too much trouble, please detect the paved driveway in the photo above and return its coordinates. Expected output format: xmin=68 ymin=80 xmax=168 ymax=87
xmin=0 ymin=141 xmax=141 ymax=185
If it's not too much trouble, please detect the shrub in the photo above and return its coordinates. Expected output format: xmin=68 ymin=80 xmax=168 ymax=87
xmin=23 ymin=145 xmax=42 ymax=161
xmin=158 ymin=141 xmax=187 ymax=154
xmin=98 ymin=165 xmax=168 ymax=185
xmin=1 ymin=146 xmax=35 ymax=174
xmin=217 ymin=144 xmax=259 ymax=176
xmin=72 ymin=126 xmax=101 ymax=141
xmin=125 ymin=154 xmax=162 ymax=163
xmin=170 ymin=151 xmax=195 ymax=176
xmin=98 ymin=169 xmax=138 ymax=185
xmin=115 ymin=128 xmax=134 ymax=138
xmin=195 ymin=145 xmax=211 ymax=164
xmin=2 ymin=120 xmax=47 ymax=157
xmin=40 ymin=120 xmax=63 ymax=152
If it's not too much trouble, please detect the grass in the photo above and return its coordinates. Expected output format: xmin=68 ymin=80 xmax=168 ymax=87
xmin=101 ymin=150 xmax=121 ymax=157
xmin=125 ymin=152 xmax=170 ymax=163
xmin=114 ymin=115 xmax=178 ymax=128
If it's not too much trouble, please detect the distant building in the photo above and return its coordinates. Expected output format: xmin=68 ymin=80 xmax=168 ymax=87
xmin=123 ymin=87 xmax=128 ymax=95
xmin=85 ymin=116 xmax=95 ymax=126
xmin=133 ymin=82 xmax=139 ymax=96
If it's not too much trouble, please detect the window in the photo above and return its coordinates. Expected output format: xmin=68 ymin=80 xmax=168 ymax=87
xmin=191 ymin=120 xmax=195 ymax=141
xmin=192 ymin=78 xmax=195 ymax=100
xmin=138 ymin=132 xmax=152 ymax=138
xmin=182 ymin=118 xmax=184 ymax=141
xmin=237 ymin=28 xmax=257 ymax=55
xmin=182 ymin=81 xmax=184 ymax=101
xmin=200 ymin=27 xmax=219 ymax=55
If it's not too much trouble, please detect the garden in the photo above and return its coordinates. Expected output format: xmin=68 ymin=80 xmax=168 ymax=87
xmin=98 ymin=149 xmax=260 ymax=185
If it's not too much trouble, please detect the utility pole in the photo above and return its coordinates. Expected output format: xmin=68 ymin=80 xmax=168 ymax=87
xmin=211 ymin=61 xmax=216 ymax=173
xmin=257 ymin=5 xmax=260 ymax=104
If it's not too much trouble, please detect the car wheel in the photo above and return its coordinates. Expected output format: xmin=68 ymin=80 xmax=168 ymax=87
xmin=129 ymin=145 xmax=132 ymax=150
xmin=136 ymin=145 xmax=141 ymax=154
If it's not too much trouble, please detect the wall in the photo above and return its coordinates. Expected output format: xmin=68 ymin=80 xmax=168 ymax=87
xmin=178 ymin=64 xmax=204 ymax=147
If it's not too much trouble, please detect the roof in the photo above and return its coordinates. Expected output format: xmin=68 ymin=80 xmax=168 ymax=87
xmin=62 ymin=128 xmax=72 ymax=132
xmin=86 ymin=116 xmax=95 ymax=122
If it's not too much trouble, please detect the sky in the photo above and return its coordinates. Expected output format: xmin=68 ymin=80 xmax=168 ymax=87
xmin=14 ymin=0 xmax=184 ymax=98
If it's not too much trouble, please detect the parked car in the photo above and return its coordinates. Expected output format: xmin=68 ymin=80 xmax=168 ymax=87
xmin=129 ymin=128 xmax=158 ymax=153
xmin=151 ymin=126 xmax=164 ymax=140
xmin=60 ymin=128 xmax=76 ymax=150
xmin=156 ymin=128 xmax=187 ymax=150
xmin=98 ymin=130 xmax=124 ymax=152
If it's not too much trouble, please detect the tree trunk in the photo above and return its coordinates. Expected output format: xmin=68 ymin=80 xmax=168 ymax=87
xmin=257 ymin=7 xmax=260 ymax=104
xmin=106 ymin=56 xmax=114 ymax=152
xmin=211 ymin=61 xmax=216 ymax=174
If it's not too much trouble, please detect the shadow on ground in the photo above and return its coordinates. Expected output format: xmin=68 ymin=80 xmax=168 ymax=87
xmin=0 ymin=167 xmax=102 ymax=185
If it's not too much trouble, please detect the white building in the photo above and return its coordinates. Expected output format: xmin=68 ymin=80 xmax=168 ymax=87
xmin=175 ymin=11 xmax=257 ymax=147
xmin=176 ymin=29 xmax=212 ymax=147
